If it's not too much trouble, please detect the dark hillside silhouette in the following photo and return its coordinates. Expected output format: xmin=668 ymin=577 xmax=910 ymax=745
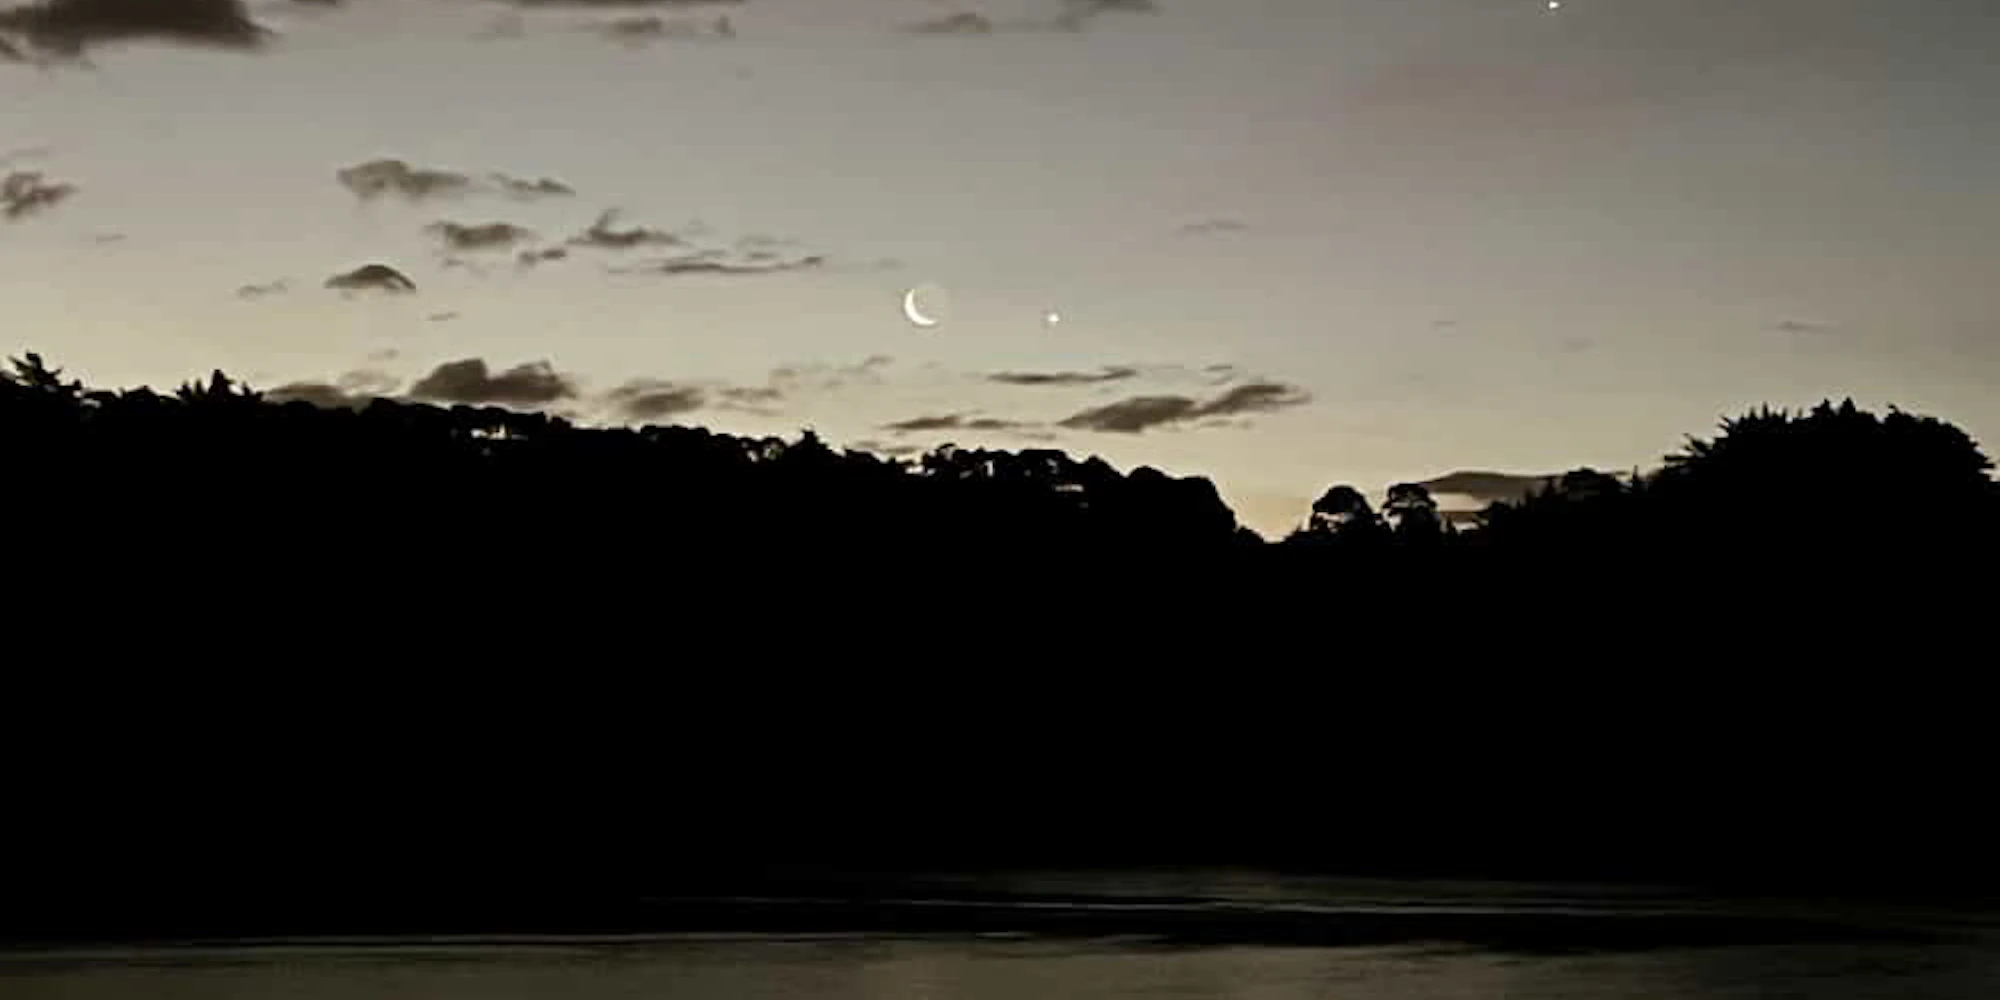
xmin=4 ymin=353 xmax=1998 ymax=940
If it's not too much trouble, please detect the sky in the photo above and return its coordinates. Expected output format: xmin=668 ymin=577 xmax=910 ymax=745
xmin=4 ymin=0 xmax=1997 ymax=536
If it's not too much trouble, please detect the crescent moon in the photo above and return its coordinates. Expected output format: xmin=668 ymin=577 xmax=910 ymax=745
xmin=902 ymin=287 xmax=940 ymax=328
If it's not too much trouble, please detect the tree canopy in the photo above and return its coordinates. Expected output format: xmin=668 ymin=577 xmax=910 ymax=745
xmin=5 ymin=354 xmax=1997 ymax=916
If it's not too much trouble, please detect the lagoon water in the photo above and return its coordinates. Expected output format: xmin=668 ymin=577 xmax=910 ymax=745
xmin=6 ymin=877 xmax=1999 ymax=1000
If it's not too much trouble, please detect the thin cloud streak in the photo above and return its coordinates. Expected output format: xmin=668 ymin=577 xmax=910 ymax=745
xmin=1058 ymin=380 xmax=1311 ymax=434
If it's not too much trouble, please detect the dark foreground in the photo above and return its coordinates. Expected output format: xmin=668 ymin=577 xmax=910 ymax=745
xmin=6 ymin=359 xmax=1999 ymax=925
xmin=8 ymin=873 xmax=1998 ymax=954
xmin=5 ymin=878 xmax=1999 ymax=1000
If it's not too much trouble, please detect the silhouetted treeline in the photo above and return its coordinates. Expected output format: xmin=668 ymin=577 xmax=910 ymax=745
xmin=4 ymin=352 xmax=1998 ymax=935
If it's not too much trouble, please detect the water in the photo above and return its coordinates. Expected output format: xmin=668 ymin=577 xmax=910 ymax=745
xmin=5 ymin=876 xmax=1999 ymax=999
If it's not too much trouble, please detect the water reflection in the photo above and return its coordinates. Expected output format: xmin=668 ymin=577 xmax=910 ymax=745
xmin=3 ymin=936 xmax=1997 ymax=1000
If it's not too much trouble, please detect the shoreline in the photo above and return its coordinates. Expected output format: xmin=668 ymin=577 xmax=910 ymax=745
xmin=2 ymin=892 xmax=1983 ymax=955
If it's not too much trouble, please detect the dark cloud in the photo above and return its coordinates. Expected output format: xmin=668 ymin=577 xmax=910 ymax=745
xmin=0 ymin=34 xmax=21 ymax=59
xmin=905 ymin=12 xmax=992 ymax=35
xmin=909 ymin=0 xmax=1158 ymax=37
xmin=882 ymin=414 xmax=965 ymax=433
xmin=1057 ymin=379 xmax=1310 ymax=434
xmin=615 ymin=252 xmax=825 ymax=277
xmin=236 ymin=278 xmax=288 ymax=299
xmin=882 ymin=413 xmax=1042 ymax=436
xmin=441 ymin=256 xmax=492 ymax=277
xmin=1201 ymin=381 xmax=1311 ymax=416
xmin=986 ymin=365 xmax=1140 ymax=387
xmin=265 ymin=368 xmax=399 ymax=410
xmin=598 ymin=13 xmax=732 ymax=43
xmin=408 ymin=358 xmax=577 ymax=407
xmin=2 ymin=170 xmax=76 ymax=220
xmin=770 ymin=354 xmax=892 ymax=391
xmin=492 ymin=0 xmax=744 ymax=7
xmin=340 ymin=159 xmax=579 ymax=206
xmin=1065 ymin=0 xmax=1159 ymax=12
xmin=516 ymin=246 xmax=568 ymax=267
xmin=337 ymin=159 xmax=475 ymax=201
xmin=599 ymin=374 xmax=787 ymax=422
xmin=847 ymin=439 xmax=923 ymax=458
xmin=568 ymin=209 xmax=686 ymax=250
xmin=603 ymin=378 xmax=705 ymax=421
xmin=324 ymin=263 xmax=416 ymax=293
xmin=1175 ymin=218 xmax=1247 ymax=237
xmin=427 ymin=220 xmax=535 ymax=252
xmin=714 ymin=385 xmax=781 ymax=415
xmin=1414 ymin=471 xmax=1560 ymax=507
xmin=492 ymin=173 xmax=574 ymax=199
xmin=0 ymin=0 xmax=268 ymax=58
xmin=265 ymin=381 xmax=372 ymax=409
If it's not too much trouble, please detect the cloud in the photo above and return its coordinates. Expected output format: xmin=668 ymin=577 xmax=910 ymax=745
xmin=407 ymin=357 xmax=577 ymax=407
xmin=602 ymin=378 xmax=705 ymax=421
xmin=568 ymin=209 xmax=686 ymax=250
xmin=905 ymin=12 xmax=993 ymax=35
xmin=337 ymin=159 xmax=475 ymax=201
xmin=1774 ymin=318 xmax=1835 ymax=334
xmin=441 ymin=256 xmax=492 ymax=277
xmin=0 ymin=0 xmax=268 ymax=58
xmin=882 ymin=413 xmax=1045 ymax=437
xmin=714 ymin=384 xmax=781 ymax=414
xmin=1064 ymin=0 xmax=1159 ymax=13
xmin=236 ymin=278 xmax=288 ymax=299
xmin=986 ymin=365 xmax=1139 ymax=387
xmin=492 ymin=0 xmax=745 ymax=7
xmin=1056 ymin=379 xmax=1310 ymax=433
xmin=426 ymin=311 xmax=460 ymax=323
xmin=2 ymin=170 xmax=76 ymax=220
xmin=340 ymin=159 xmax=579 ymax=205
xmin=614 ymin=252 xmax=825 ymax=277
xmin=847 ymin=439 xmax=923 ymax=458
xmin=324 ymin=263 xmax=416 ymax=293
xmin=599 ymin=373 xmax=787 ymax=423
xmin=1175 ymin=218 xmax=1248 ymax=237
xmin=516 ymin=246 xmax=568 ymax=267
xmin=265 ymin=368 xmax=399 ymax=410
xmin=598 ymin=13 xmax=732 ymax=43
xmin=427 ymin=220 xmax=535 ymax=252
xmin=770 ymin=354 xmax=892 ymax=391
xmin=492 ymin=173 xmax=574 ymax=199
xmin=1414 ymin=471 xmax=1559 ymax=507
xmin=1201 ymin=381 xmax=1311 ymax=416
xmin=908 ymin=0 xmax=1159 ymax=37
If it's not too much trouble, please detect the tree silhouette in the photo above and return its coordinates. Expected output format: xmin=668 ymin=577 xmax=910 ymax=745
xmin=4 ymin=357 xmax=1998 ymax=912
xmin=1381 ymin=482 xmax=1442 ymax=540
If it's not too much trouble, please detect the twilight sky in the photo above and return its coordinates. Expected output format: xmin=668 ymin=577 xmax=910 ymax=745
xmin=4 ymin=0 xmax=1997 ymax=536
